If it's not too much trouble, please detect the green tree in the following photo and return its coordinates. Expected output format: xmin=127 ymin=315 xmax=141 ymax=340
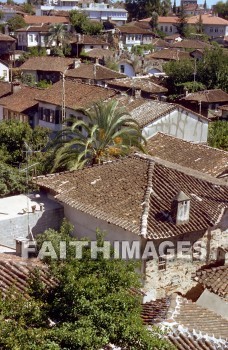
xmin=0 ymin=162 xmax=26 ymax=197
xmin=197 ymin=45 xmax=228 ymax=92
xmin=125 ymin=0 xmax=161 ymax=20
xmin=22 ymin=2 xmax=35 ymax=14
xmin=207 ymin=121 xmax=228 ymax=150
xmin=69 ymin=10 xmax=103 ymax=34
xmin=46 ymin=24 xmax=70 ymax=48
xmin=0 ymin=10 xmax=4 ymax=21
xmin=196 ymin=13 xmax=204 ymax=34
xmin=175 ymin=4 xmax=188 ymax=36
xmin=214 ymin=0 xmax=228 ymax=19
xmin=7 ymin=15 xmax=26 ymax=32
xmin=161 ymin=0 xmax=171 ymax=16
xmin=0 ymin=222 xmax=174 ymax=350
xmin=51 ymin=100 xmax=146 ymax=171
xmin=173 ymin=0 xmax=177 ymax=14
xmin=163 ymin=59 xmax=195 ymax=93
xmin=149 ymin=11 xmax=159 ymax=31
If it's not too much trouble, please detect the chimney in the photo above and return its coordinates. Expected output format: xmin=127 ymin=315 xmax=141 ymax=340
xmin=12 ymin=81 xmax=21 ymax=94
xmin=134 ymin=88 xmax=141 ymax=98
xmin=171 ymin=191 xmax=190 ymax=225
xmin=73 ymin=59 xmax=80 ymax=69
xmin=15 ymin=237 xmax=30 ymax=257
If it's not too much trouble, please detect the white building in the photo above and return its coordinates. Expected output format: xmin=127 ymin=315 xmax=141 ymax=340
xmin=0 ymin=60 xmax=9 ymax=82
xmin=16 ymin=24 xmax=54 ymax=51
xmin=37 ymin=2 xmax=127 ymax=25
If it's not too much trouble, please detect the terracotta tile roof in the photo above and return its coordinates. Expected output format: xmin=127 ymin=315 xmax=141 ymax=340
xmin=0 ymin=85 xmax=45 ymax=113
xmin=143 ymin=294 xmax=228 ymax=349
xmin=166 ymin=294 xmax=228 ymax=341
xmin=72 ymin=34 xmax=108 ymax=45
xmin=129 ymin=100 xmax=176 ymax=127
xmin=35 ymin=154 xmax=228 ymax=239
xmin=193 ymin=266 xmax=228 ymax=300
xmin=23 ymin=15 xmax=69 ymax=25
xmin=66 ymin=63 xmax=126 ymax=80
xmin=0 ymin=82 xmax=11 ymax=98
xmin=142 ymin=298 xmax=170 ymax=324
xmin=152 ymin=38 xmax=170 ymax=47
xmin=0 ymin=254 xmax=57 ymax=297
xmin=36 ymin=80 xmax=117 ymax=109
xmin=145 ymin=48 xmax=191 ymax=60
xmin=187 ymin=14 xmax=228 ymax=26
xmin=0 ymin=33 xmax=16 ymax=42
xmin=107 ymin=77 xmax=168 ymax=95
xmin=16 ymin=24 xmax=50 ymax=33
xmin=146 ymin=132 xmax=228 ymax=178
xmin=141 ymin=16 xmax=179 ymax=24
xmin=171 ymin=39 xmax=211 ymax=49
xmin=117 ymin=25 xmax=153 ymax=34
xmin=84 ymin=48 xmax=114 ymax=59
xmin=19 ymin=56 xmax=74 ymax=72
xmin=183 ymin=3 xmax=198 ymax=10
xmin=182 ymin=89 xmax=228 ymax=103
xmin=142 ymin=14 xmax=228 ymax=26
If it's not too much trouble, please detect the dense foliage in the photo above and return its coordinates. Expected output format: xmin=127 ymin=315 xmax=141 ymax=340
xmin=50 ymin=100 xmax=146 ymax=171
xmin=163 ymin=46 xmax=228 ymax=93
xmin=7 ymin=15 xmax=26 ymax=31
xmin=0 ymin=120 xmax=50 ymax=197
xmin=0 ymin=221 xmax=174 ymax=350
xmin=125 ymin=0 xmax=171 ymax=20
xmin=214 ymin=0 xmax=228 ymax=19
xmin=69 ymin=10 xmax=103 ymax=35
xmin=208 ymin=121 xmax=228 ymax=151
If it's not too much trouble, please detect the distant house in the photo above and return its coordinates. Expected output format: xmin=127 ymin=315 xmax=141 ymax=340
xmin=122 ymin=98 xmax=209 ymax=142
xmin=117 ymin=24 xmax=154 ymax=51
xmin=71 ymin=34 xmax=109 ymax=57
xmin=16 ymin=24 xmax=51 ymax=51
xmin=0 ymin=60 xmax=9 ymax=82
xmin=35 ymin=153 xmax=228 ymax=299
xmin=170 ymin=39 xmax=211 ymax=51
xmin=23 ymin=15 xmax=69 ymax=26
xmin=106 ymin=77 xmax=168 ymax=99
xmin=66 ymin=62 xmax=126 ymax=86
xmin=181 ymin=89 xmax=228 ymax=118
xmin=82 ymin=48 xmax=114 ymax=64
xmin=0 ymin=83 xmax=44 ymax=127
xmin=36 ymin=80 xmax=117 ymax=132
xmin=117 ymin=59 xmax=136 ymax=77
xmin=141 ymin=14 xmax=228 ymax=39
xmin=145 ymin=132 xmax=228 ymax=180
xmin=19 ymin=56 xmax=76 ymax=83
xmin=0 ymin=33 xmax=16 ymax=61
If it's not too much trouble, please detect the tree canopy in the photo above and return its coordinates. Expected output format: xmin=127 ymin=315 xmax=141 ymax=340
xmin=125 ymin=0 xmax=171 ymax=21
xmin=51 ymin=100 xmax=146 ymax=171
xmin=207 ymin=121 xmax=228 ymax=151
xmin=214 ymin=0 xmax=228 ymax=19
xmin=69 ymin=10 xmax=103 ymax=35
xmin=7 ymin=15 xmax=26 ymax=32
xmin=0 ymin=221 xmax=174 ymax=350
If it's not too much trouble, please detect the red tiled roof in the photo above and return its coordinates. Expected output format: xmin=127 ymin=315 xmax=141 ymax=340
xmin=85 ymin=48 xmax=114 ymax=59
xmin=0 ymin=82 xmax=11 ymax=98
xmin=35 ymin=154 xmax=228 ymax=239
xmin=193 ymin=266 xmax=228 ymax=300
xmin=182 ymin=89 xmax=228 ymax=103
xmin=0 ymin=85 xmax=45 ymax=113
xmin=20 ymin=56 xmax=74 ymax=72
xmin=107 ymin=77 xmax=168 ymax=95
xmin=66 ymin=63 xmax=126 ymax=80
xmin=16 ymin=24 xmax=50 ymax=33
xmin=72 ymin=34 xmax=108 ymax=45
xmin=146 ymin=132 xmax=228 ymax=178
xmin=141 ymin=14 xmax=228 ymax=26
xmin=145 ymin=48 xmax=191 ymax=60
xmin=0 ymin=33 xmax=16 ymax=42
xmin=0 ymin=255 xmax=57 ymax=297
xmin=117 ymin=25 xmax=153 ymax=34
xmin=171 ymin=39 xmax=211 ymax=49
xmin=23 ymin=15 xmax=69 ymax=25
xmin=36 ymin=80 xmax=117 ymax=109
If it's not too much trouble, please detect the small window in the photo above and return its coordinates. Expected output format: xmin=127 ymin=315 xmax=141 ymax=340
xmin=215 ymin=28 xmax=218 ymax=32
xmin=29 ymin=34 xmax=33 ymax=42
xmin=158 ymin=256 xmax=166 ymax=271
xmin=90 ymin=45 xmax=94 ymax=49
xmin=165 ymin=26 xmax=168 ymax=32
xmin=170 ymin=26 xmax=172 ymax=32
xmin=120 ymin=64 xmax=125 ymax=73
xmin=210 ymin=27 xmax=213 ymax=32
xmin=160 ymin=26 xmax=163 ymax=31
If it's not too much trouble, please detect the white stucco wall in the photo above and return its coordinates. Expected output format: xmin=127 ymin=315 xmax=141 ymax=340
xmin=143 ymin=108 xmax=208 ymax=142
xmin=0 ymin=62 xmax=9 ymax=82
xmin=118 ymin=62 xmax=135 ymax=77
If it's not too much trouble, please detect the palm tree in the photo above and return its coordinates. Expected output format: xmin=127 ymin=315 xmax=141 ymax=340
xmin=46 ymin=24 xmax=70 ymax=48
xmin=51 ymin=100 xmax=146 ymax=171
